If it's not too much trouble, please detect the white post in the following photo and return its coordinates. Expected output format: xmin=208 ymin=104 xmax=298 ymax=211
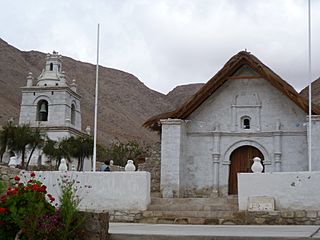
xmin=308 ymin=0 xmax=312 ymax=172
xmin=93 ymin=23 xmax=100 ymax=172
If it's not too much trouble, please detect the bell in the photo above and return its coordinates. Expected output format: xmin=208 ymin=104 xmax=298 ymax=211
xmin=39 ymin=103 xmax=47 ymax=113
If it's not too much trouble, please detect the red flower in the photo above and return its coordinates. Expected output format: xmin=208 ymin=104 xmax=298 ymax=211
xmin=14 ymin=176 xmax=20 ymax=181
xmin=18 ymin=182 xmax=23 ymax=186
xmin=0 ymin=208 xmax=5 ymax=214
xmin=1 ymin=196 xmax=7 ymax=203
xmin=7 ymin=189 xmax=17 ymax=196
xmin=30 ymin=172 xmax=35 ymax=177
xmin=24 ymin=186 xmax=30 ymax=191
xmin=50 ymin=197 xmax=55 ymax=203
xmin=32 ymin=184 xmax=38 ymax=191
xmin=39 ymin=185 xmax=47 ymax=193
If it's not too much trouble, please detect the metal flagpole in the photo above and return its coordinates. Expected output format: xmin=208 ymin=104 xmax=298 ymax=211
xmin=308 ymin=0 xmax=312 ymax=172
xmin=93 ymin=23 xmax=100 ymax=172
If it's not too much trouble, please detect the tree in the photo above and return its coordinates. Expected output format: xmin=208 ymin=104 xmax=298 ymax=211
xmin=105 ymin=140 xmax=149 ymax=167
xmin=0 ymin=121 xmax=15 ymax=162
xmin=43 ymin=135 xmax=94 ymax=171
xmin=66 ymin=136 xmax=93 ymax=171
xmin=42 ymin=138 xmax=72 ymax=169
xmin=25 ymin=127 xmax=46 ymax=170
xmin=11 ymin=124 xmax=44 ymax=168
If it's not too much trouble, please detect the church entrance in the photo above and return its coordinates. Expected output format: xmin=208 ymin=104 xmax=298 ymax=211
xmin=228 ymin=145 xmax=264 ymax=195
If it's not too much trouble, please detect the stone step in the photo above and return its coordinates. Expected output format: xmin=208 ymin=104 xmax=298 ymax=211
xmin=147 ymin=203 xmax=238 ymax=211
xmin=151 ymin=192 xmax=161 ymax=198
xmin=137 ymin=216 xmax=239 ymax=225
xmin=150 ymin=197 xmax=238 ymax=206
xmin=142 ymin=210 xmax=235 ymax=219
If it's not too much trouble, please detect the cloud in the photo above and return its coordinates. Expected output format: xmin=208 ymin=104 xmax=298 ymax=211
xmin=0 ymin=0 xmax=319 ymax=93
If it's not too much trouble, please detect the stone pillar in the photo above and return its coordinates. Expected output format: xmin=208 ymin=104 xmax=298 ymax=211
xmin=307 ymin=116 xmax=320 ymax=171
xmin=212 ymin=129 xmax=220 ymax=196
xmin=274 ymin=152 xmax=282 ymax=172
xmin=160 ymin=119 xmax=185 ymax=198
xmin=273 ymin=120 xmax=282 ymax=172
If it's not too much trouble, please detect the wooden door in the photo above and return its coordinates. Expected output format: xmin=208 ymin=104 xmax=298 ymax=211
xmin=228 ymin=146 xmax=264 ymax=195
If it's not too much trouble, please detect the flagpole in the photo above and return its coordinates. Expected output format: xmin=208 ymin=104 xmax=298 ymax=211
xmin=93 ymin=23 xmax=100 ymax=172
xmin=308 ymin=0 xmax=312 ymax=172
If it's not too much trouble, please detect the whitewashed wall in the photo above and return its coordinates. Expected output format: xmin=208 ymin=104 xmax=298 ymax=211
xmin=238 ymin=172 xmax=320 ymax=210
xmin=25 ymin=171 xmax=150 ymax=211
xmin=160 ymin=72 xmax=310 ymax=197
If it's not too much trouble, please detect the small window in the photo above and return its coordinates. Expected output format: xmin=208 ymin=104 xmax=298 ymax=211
xmin=55 ymin=83 xmax=58 ymax=86
xmin=71 ymin=104 xmax=76 ymax=125
xmin=51 ymin=91 xmax=54 ymax=95
xmin=242 ymin=117 xmax=251 ymax=129
xmin=243 ymin=119 xmax=250 ymax=129
xmin=50 ymin=63 xmax=53 ymax=71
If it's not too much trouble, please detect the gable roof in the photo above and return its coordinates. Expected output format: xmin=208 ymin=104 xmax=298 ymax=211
xmin=144 ymin=51 xmax=320 ymax=131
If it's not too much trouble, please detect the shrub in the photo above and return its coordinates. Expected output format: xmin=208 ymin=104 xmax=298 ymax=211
xmin=0 ymin=172 xmax=56 ymax=239
xmin=0 ymin=172 xmax=85 ymax=240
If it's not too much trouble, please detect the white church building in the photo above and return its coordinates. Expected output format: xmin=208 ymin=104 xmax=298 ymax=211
xmin=144 ymin=51 xmax=320 ymax=198
xmin=18 ymin=52 xmax=88 ymax=166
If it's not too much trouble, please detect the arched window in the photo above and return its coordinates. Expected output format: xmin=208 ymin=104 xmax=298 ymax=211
xmin=50 ymin=63 xmax=53 ymax=71
xmin=37 ymin=100 xmax=48 ymax=121
xmin=241 ymin=116 xmax=251 ymax=129
xmin=71 ymin=104 xmax=76 ymax=125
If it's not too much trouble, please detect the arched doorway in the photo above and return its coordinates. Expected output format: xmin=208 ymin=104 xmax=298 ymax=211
xmin=228 ymin=145 xmax=264 ymax=195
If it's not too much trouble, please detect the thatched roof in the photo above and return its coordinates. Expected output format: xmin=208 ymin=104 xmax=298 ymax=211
xmin=144 ymin=51 xmax=320 ymax=131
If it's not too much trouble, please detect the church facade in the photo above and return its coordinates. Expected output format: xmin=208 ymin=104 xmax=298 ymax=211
xmin=144 ymin=51 xmax=320 ymax=198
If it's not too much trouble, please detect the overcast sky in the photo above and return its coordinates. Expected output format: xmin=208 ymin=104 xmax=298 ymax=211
xmin=0 ymin=0 xmax=319 ymax=94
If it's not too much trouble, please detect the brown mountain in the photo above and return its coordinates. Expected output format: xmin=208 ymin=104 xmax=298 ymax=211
xmin=166 ymin=83 xmax=205 ymax=108
xmin=300 ymin=78 xmax=320 ymax=105
xmin=0 ymin=38 xmax=178 ymax=145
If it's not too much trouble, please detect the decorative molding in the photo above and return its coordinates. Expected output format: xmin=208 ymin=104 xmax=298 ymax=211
xmin=160 ymin=119 xmax=184 ymax=125
xmin=223 ymin=139 xmax=271 ymax=165
xmin=187 ymin=130 xmax=306 ymax=137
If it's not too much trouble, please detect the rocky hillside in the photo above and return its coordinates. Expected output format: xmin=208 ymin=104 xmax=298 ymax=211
xmin=0 ymin=39 xmax=208 ymax=146
xmin=166 ymin=83 xmax=205 ymax=108
xmin=0 ymin=38 xmax=178 ymax=145
xmin=300 ymin=78 xmax=320 ymax=105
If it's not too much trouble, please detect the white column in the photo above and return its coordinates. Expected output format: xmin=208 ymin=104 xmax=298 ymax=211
xmin=212 ymin=129 xmax=220 ymax=196
xmin=273 ymin=120 xmax=282 ymax=172
xmin=160 ymin=119 xmax=185 ymax=198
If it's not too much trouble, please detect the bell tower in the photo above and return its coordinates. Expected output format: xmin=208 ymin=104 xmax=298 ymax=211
xmin=19 ymin=51 xmax=83 ymax=140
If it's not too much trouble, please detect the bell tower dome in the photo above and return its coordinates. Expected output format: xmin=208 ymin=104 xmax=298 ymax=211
xmin=37 ymin=51 xmax=67 ymax=87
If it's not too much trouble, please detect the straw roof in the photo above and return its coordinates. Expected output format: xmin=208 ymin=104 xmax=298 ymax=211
xmin=144 ymin=51 xmax=320 ymax=131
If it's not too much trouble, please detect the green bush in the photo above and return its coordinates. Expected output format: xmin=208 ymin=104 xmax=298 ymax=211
xmin=0 ymin=172 xmax=85 ymax=240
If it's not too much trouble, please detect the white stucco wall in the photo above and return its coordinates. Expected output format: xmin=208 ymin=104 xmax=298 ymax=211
xmin=238 ymin=172 xmax=320 ymax=210
xmin=308 ymin=116 xmax=320 ymax=171
xmin=28 ymin=171 xmax=151 ymax=211
xmin=181 ymin=77 xmax=309 ymax=196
